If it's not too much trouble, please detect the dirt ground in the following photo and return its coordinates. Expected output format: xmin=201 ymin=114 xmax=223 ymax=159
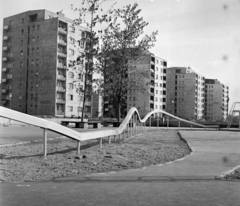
xmin=221 ymin=168 xmax=240 ymax=181
xmin=0 ymin=130 xmax=191 ymax=183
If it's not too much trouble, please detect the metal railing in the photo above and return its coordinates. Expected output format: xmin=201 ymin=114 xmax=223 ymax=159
xmin=0 ymin=106 xmax=210 ymax=158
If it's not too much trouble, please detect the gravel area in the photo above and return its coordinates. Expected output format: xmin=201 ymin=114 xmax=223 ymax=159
xmin=220 ymin=168 xmax=240 ymax=181
xmin=0 ymin=130 xmax=191 ymax=182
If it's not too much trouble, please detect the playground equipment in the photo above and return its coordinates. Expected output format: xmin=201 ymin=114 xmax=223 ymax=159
xmin=227 ymin=102 xmax=240 ymax=128
xmin=0 ymin=106 xmax=213 ymax=157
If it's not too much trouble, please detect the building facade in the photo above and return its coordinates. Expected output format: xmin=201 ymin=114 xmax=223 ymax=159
xmin=204 ymin=79 xmax=229 ymax=121
xmin=166 ymin=67 xmax=205 ymax=120
xmin=1 ymin=10 xmax=92 ymax=117
xmin=127 ymin=53 xmax=167 ymax=117
xmin=103 ymin=52 xmax=167 ymax=118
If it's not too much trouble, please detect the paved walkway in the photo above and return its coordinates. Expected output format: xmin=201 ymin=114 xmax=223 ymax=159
xmin=1 ymin=130 xmax=240 ymax=206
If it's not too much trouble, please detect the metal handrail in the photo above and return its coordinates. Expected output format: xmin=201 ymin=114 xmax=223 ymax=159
xmin=0 ymin=106 xmax=208 ymax=157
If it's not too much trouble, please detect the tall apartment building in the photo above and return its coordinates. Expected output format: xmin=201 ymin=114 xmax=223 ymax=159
xmin=103 ymin=52 xmax=167 ymax=118
xmin=1 ymin=10 xmax=92 ymax=117
xmin=166 ymin=67 xmax=205 ymax=120
xmin=127 ymin=53 xmax=167 ymax=117
xmin=204 ymin=79 xmax=229 ymax=121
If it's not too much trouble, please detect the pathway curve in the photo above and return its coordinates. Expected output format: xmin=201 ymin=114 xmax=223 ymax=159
xmin=1 ymin=130 xmax=240 ymax=206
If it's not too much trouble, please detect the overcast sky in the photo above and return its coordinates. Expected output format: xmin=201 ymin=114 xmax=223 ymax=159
xmin=0 ymin=0 xmax=240 ymax=108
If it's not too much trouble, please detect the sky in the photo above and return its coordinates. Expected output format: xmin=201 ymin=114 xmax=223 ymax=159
xmin=0 ymin=0 xmax=240 ymax=108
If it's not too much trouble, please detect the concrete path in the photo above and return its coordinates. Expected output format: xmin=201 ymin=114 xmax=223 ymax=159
xmin=1 ymin=130 xmax=240 ymax=206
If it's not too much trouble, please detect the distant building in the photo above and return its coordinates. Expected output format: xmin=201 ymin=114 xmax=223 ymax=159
xmin=1 ymin=10 xmax=92 ymax=117
xmin=103 ymin=52 xmax=167 ymax=118
xmin=166 ymin=67 xmax=205 ymax=120
xmin=204 ymin=79 xmax=229 ymax=121
xmin=127 ymin=53 xmax=167 ymax=117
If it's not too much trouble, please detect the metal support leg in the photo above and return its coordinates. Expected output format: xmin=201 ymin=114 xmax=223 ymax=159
xmin=43 ymin=129 xmax=47 ymax=157
xmin=149 ymin=115 xmax=151 ymax=130
xmin=99 ymin=138 xmax=102 ymax=148
xmin=77 ymin=141 xmax=81 ymax=155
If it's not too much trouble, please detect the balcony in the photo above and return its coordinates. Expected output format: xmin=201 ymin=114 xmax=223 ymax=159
xmin=3 ymin=36 xmax=8 ymax=41
xmin=58 ymin=27 xmax=67 ymax=35
xmin=56 ymin=98 xmax=65 ymax=104
xmin=2 ymin=67 xmax=8 ymax=72
xmin=2 ymin=78 xmax=7 ymax=83
xmin=56 ymin=110 xmax=65 ymax=115
xmin=58 ymin=39 xmax=67 ymax=46
xmin=57 ymin=63 xmax=67 ymax=70
xmin=3 ymin=25 xmax=9 ymax=30
xmin=58 ymin=51 xmax=67 ymax=58
xmin=1 ymin=89 xmax=7 ymax=93
xmin=56 ymin=87 xmax=66 ymax=93
xmin=57 ymin=75 xmax=66 ymax=81
xmin=3 ymin=46 xmax=8 ymax=51
xmin=3 ymin=57 xmax=8 ymax=61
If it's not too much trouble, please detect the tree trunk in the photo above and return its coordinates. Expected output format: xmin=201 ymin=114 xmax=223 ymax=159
xmin=117 ymin=102 xmax=121 ymax=123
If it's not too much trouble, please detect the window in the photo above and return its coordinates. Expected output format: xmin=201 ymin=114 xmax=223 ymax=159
xmin=70 ymin=26 xmax=75 ymax=33
xmin=22 ymin=18 xmax=24 ymax=23
xmin=68 ymin=106 xmax=73 ymax=112
xmin=21 ymin=29 xmax=24 ymax=34
xmin=21 ymin=40 xmax=23 ymax=45
xmin=20 ymin=50 xmax=23 ymax=56
xmin=69 ymin=83 xmax=74 ymax=89
xmin=32 ymin=26 xmax=35 ymax=31
xmin=32 ymin=37 xmax=35 ymax=42
xmin=37 ymin=36 xmax=39 ymax=41
xmin=69 ymin=49 xmax=74 ymax=56
xmin=37 ymin=25 xmax=40 ymax=30
xmin=20 ymin=62 xmax=23 ymax=67
xmin=69 ymin=95 xmax=73 ymax=101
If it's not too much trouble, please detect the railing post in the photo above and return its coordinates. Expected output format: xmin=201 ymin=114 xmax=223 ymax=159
xmin=77 ymin=141 xmax=81 ymax=155
xmin=191 ymin=124 xmax=192 ymax=129
xmin=99 ymin=138 xmax=102 ymax=148
xmin=43 ymin=129 xmax=47 ymax=158
xmin=167 ymin=116 xmax=169 ymax=129
xmin=149 ymin=115 xmax=151 ymax=130
xmin=114 ymin=135 xmax=116 ymax=141
xmin=123 ymin=129 xmax=125 ymax=139
xmin=157 ymin=114 xmax=159 ymax=130
xmin=131 ymin=115 xmax=133 ymax=137
xmin=127 ymin=122 xmax=129 ymax=138
xmin=108 ymin=136 xmax=111 ymax=144
xmin=178 ymin=120 xmax=180 ymax=131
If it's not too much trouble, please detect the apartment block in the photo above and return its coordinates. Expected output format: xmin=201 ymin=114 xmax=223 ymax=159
xmin=204 ymin=79 xmax=229 ymax=121
xmin=127 ymin=53 xmax=167 ymax=117
xmin=103 ymin=52 xmax=167 ymax=118
xmin=166 ymin=67 xmax=205 ymax=120
xmin=1 ymin=10 xmax=92 ymax=117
